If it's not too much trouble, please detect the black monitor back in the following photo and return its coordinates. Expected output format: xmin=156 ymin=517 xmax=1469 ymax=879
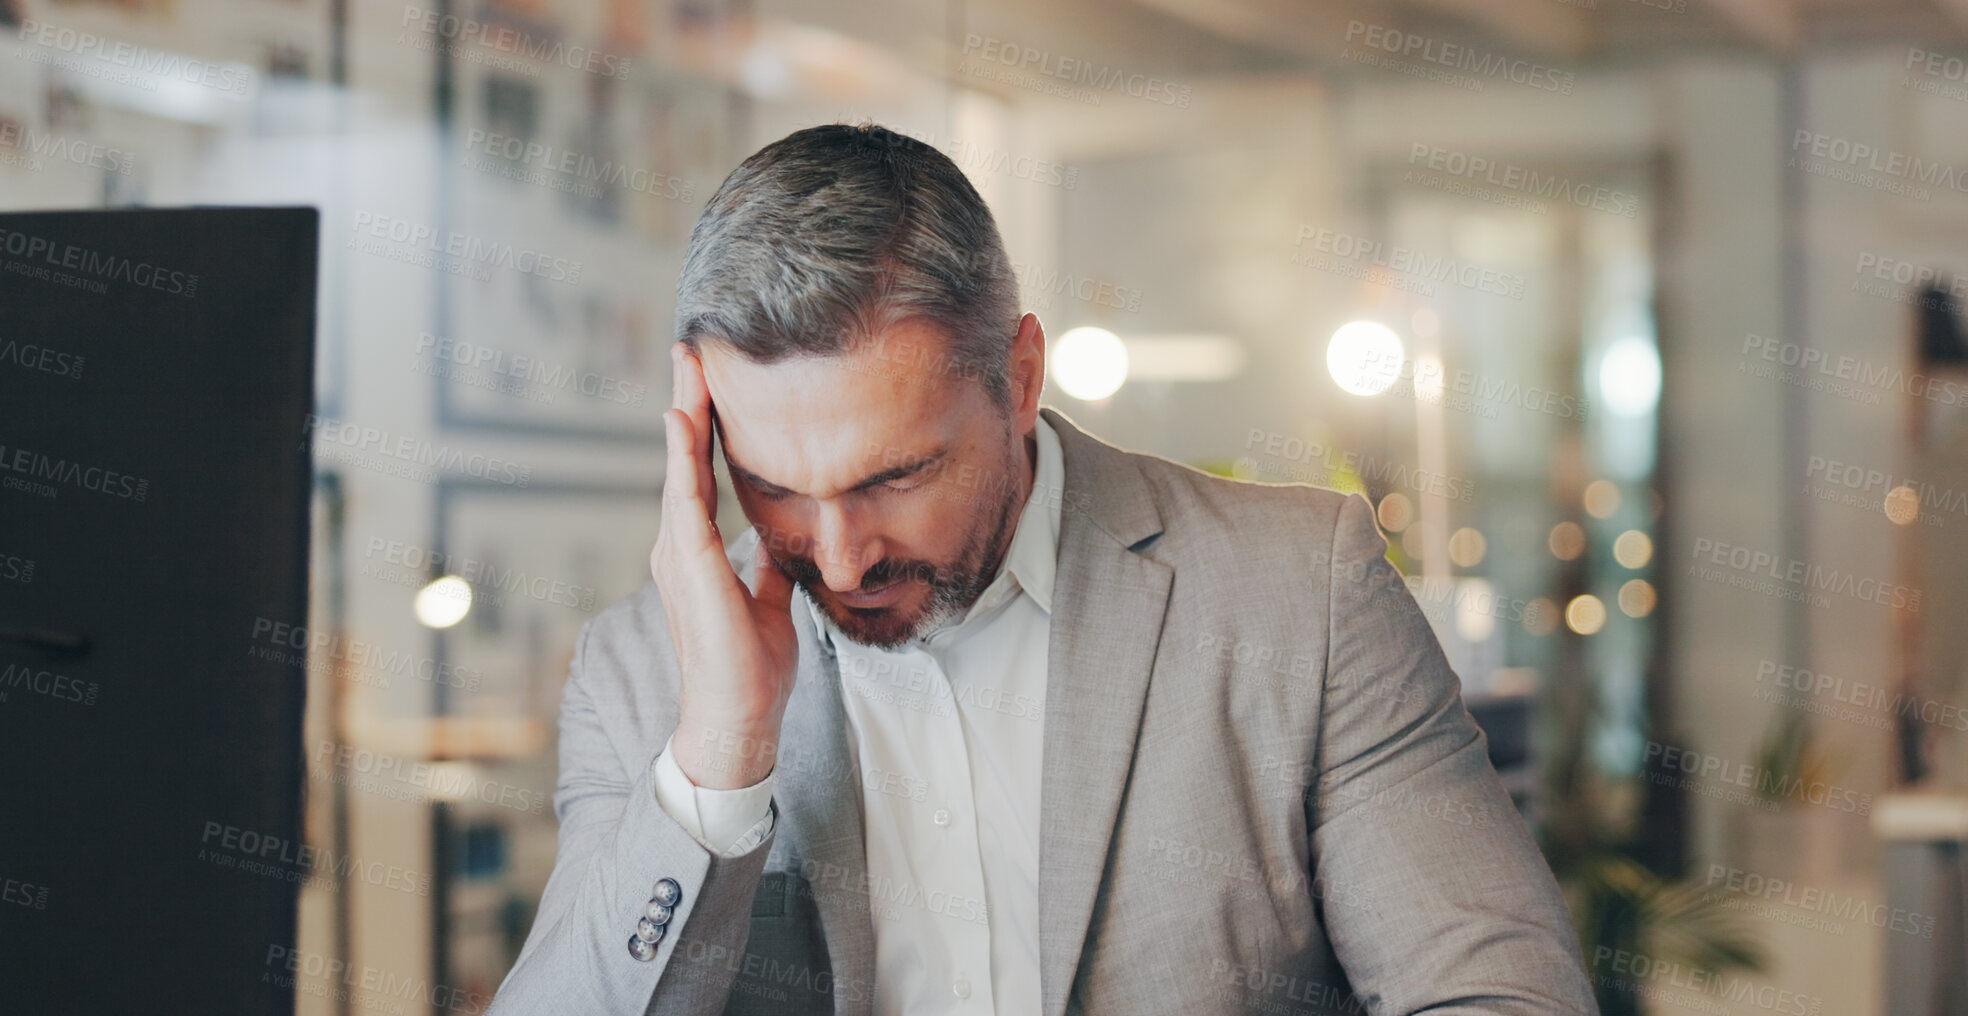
xmin=0 ymin=207 xmax=317 ymax=1015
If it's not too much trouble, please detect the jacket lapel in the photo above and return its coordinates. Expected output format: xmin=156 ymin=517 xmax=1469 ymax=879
xmin=1036 ymin=408 xmax=1172 ymax=1016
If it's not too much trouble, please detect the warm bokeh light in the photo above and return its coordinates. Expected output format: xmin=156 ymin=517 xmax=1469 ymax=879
xmin=1325 ymin=320 xmax=1404 ymax=396
xmin=1583 ymin=479 xmax=1622 ymax=519
xmin=1548 ymin=521 xmax=1586 ymax=561
xmin=1885 ymin=485 xmax=1920 ymax=526
xmin=1618 ymin=579 xmax=1657 ymax=618
xmin=1400 ymin=526 xmax=1424 ymax=562
xmin=1052 ymin=326 xmax=1129 ymax=401
xmin=1448 ymin=527 xmax=1487 ymax=568
xmin=1565 ymin=594 xmax=1607 ymax=635
xmin=1378 ymin=491 xmax=1415 ymax=533
xmin=1612 ymin=530 xmax=1653 ymax=569
xmin=1599 ymin=335 xmax=1662 ymax=417
xmin=415 ymin=575 xmax=473 ymax=629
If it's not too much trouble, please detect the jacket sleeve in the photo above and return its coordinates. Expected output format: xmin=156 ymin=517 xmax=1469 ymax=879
xmin=1308 ymin=492 xmax=1597 ymax=1015
xmin=488 ymin=616 xmax=776 ymax=1015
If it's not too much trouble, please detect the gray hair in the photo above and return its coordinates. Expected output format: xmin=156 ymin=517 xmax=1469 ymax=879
xmin=675 ymin=122 xmax=1021 ymax=412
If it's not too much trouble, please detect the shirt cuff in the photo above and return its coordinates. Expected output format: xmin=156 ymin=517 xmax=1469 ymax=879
xmin=651 ymin=732 xmax=776 ymax=858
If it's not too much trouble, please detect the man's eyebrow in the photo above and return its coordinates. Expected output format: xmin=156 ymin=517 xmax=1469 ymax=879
xmin=723 ymin=443 xmax=950 ymax=497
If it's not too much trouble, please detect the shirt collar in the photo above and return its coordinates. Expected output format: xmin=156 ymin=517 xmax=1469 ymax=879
xmin=805 ymin=412 xmax=1064 ymax=654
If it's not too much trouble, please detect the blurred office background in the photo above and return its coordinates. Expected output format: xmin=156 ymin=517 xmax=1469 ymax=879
xmin=4 ymin=0 xmax=1967 ymax=1012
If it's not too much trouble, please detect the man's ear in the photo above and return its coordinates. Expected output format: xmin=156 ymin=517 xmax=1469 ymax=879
xmin=1012 ymin=313 xmax=1046 ymax=421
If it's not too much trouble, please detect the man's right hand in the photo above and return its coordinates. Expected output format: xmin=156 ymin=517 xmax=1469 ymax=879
xmin=655 ymin=342 xmax=800 ymax=790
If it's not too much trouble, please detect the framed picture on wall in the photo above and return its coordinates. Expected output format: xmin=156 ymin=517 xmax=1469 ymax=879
xmin=431 ymin=22 xmax=742 ymax=441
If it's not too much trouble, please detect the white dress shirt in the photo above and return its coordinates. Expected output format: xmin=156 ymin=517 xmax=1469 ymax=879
xmin=651 ymin=413 xmax=1064 ymax=1016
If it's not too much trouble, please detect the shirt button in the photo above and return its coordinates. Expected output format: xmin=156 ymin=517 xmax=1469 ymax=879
xmin=952 ymin=977 xmax=972 ymax=999
xmin=932 ymin=808 xmax=951 ymax=827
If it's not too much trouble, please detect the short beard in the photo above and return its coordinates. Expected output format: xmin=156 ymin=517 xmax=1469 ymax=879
xmin=781 ymin=429 xmax=1026 ymax=652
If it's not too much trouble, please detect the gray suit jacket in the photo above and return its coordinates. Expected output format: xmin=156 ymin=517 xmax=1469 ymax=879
xmin=489 ymin=406 xmax=1597 ymax=1015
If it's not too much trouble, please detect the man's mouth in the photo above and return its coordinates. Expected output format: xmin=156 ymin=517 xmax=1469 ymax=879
xmin=836 ymin=577 xmax=904 ymax=607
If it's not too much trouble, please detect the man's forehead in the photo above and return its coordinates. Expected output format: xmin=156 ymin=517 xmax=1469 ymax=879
xmin=701 ymin=348 xmax=965 ymax=495
xmin=702 ymin=347 xmax=926 ymax=434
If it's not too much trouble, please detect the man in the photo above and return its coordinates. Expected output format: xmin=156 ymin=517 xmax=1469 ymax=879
xmin=489 ymin=123 xmax=1596 ymax=1015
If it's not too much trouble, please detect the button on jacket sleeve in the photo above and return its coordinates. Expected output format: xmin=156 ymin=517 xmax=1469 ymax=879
xmin=1309 ymin=493 xmax=1598 ymax=1014
xmin=487 ymin=614 xmax=778 ymax=1015
xmin=650 ymin=733 xmax=776 ymax=858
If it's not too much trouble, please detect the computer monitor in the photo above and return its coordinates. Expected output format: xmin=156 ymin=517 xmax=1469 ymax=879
xmin=0 ymin=207 xmax=318 ymax=1015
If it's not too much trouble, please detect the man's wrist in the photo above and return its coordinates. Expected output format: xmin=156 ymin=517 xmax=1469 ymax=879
xmin=652 ymin=735 xmax=776 ymax=856
xmin=672 ymin=715 xmax=781 ymax=790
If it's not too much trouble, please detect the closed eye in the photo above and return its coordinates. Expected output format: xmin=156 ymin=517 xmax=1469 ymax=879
xmin=727 ymin=445 xmax=949 ymax=500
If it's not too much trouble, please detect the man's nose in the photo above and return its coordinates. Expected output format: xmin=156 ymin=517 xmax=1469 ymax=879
xmin=814 ymin=503 xmax=879 ymax=592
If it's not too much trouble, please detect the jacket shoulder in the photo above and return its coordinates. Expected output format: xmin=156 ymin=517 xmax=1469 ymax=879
xmin=570 ymin=580 xmax=675 ymax=696
xmin=586 ymin=578 xmax=663 ymax=642
xmin=1125 ymin=449 xmax=1376 ymax=561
